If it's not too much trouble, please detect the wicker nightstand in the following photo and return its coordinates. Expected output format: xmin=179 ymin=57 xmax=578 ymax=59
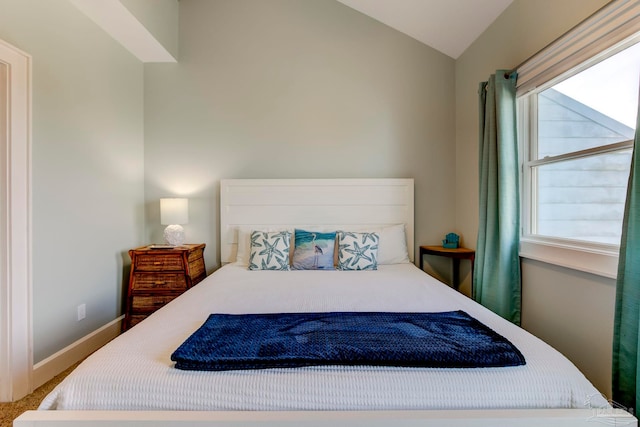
xmin=123 ymin=244 xmax=206 ymax=330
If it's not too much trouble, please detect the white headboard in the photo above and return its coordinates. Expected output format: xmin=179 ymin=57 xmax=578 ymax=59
xmin=220 ymin=178 xmax=414 ymax=264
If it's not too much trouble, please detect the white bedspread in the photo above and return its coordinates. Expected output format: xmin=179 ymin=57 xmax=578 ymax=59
xmin=39 ymin=264 xmax=608 ymax=411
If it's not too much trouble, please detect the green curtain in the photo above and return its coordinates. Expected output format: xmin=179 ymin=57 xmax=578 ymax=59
xmin=474 ymin=71 xmax=521 ymax=325
xmin=612 ymin=92 xmax=640 ymax=415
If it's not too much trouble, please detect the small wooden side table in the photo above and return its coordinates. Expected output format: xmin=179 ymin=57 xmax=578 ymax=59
xmin=419 ymin=245 xmax=475 ymax=292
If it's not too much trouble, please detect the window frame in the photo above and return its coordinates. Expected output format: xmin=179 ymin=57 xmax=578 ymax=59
xmin=518 ymin=35 xmax=638 ymax=279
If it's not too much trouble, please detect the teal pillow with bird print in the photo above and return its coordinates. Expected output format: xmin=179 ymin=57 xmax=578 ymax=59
xmin=337 ymin=231 xmax=379 ymax=270
xmin=292 ymin=229 xmax=336 ymax=270
xmin=248 ymin=230 xmax=291 ymax=270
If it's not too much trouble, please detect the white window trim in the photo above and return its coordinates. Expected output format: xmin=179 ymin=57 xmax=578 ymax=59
xmin=520 ymin=238 xmax=620 ymax=279
xmin=518 ymin=72 xmax=630 ymax=278
xmin=516 ymin=95 xmax=619 ymax=277
xmin=516 ymin=0 xmax=639 ymax=279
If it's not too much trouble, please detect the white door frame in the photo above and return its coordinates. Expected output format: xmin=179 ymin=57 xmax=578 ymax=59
xmin=0 ymin=39 xmax=32 ymax=402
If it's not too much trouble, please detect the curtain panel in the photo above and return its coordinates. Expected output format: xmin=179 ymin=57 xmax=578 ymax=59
xmin=612 ymin=88 xmax=640 ymax=415
xmin=474 ymin=71 xmax=521 ymax=325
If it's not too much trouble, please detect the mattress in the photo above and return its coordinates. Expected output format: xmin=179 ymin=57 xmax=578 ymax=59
xmin=39 ymin=263 xmax=608 ymax=411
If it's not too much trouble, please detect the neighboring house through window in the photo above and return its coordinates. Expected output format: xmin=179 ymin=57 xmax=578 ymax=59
xmin=535 ymin=87 xmax=634 ymax=244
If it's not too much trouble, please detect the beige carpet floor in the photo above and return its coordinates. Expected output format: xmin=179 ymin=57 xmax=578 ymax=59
xmin=0 ymin=363 xmax=78 ymax=427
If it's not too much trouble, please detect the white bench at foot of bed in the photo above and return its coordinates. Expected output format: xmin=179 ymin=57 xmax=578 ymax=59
xmin=14 ymin=409 xmax=637 ymax=427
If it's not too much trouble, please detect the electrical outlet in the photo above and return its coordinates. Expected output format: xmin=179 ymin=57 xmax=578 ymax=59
xmin=77 ymin=303 xmax=86 ymax=321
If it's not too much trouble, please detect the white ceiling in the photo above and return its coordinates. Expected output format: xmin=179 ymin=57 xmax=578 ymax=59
xmin=336 ymin=0 xmax=514 ymax=59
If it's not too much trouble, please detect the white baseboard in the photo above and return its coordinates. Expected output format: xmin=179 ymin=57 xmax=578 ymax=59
xmin=33 ymin=316 xmax=124 ymax=389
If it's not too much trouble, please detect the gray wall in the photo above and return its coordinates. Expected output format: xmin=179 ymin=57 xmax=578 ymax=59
xmin=455 ymin=0 xmax=614 ymax=396
xmin=0 ymin=0 xmax=145 ymax=363
xmin=143 ymin=0 xmax=457 ymax=271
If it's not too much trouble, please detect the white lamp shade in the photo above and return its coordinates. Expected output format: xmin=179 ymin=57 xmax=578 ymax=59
xmin=160 ymin=198 xmax=188 ymax=225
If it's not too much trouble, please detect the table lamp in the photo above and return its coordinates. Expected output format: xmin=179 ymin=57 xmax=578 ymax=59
xmin=160 ymin=198 xmax=188 ymax=246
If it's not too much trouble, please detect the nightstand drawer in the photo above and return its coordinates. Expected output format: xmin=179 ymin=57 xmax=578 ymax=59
xmin=131 ymin=273 xmax=187 ymax=291
xmin=131 ymin=295 xmax=178 ymax=312
xmin=135 ymin=254 xmax=184 ymax=271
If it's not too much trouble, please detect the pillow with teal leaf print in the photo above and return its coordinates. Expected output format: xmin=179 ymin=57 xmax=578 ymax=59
xmin=292 ymin=229 xmax=336 ymax=270
xmin=248 ymin=230 xmax=291 ymax=271
xmin=337 ymin=231 xmax=379 ymax=270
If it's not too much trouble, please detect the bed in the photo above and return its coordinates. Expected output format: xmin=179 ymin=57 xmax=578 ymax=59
xmin=16 ymin=179 xmax=635 ymax=426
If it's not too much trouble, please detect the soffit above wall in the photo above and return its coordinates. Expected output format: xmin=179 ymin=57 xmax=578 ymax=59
xmin=68 ymin=0 xmax=177 ymax=63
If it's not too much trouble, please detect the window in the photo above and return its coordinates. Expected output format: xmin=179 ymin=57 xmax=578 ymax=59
xmin=517 ymin=2 xmax=640 ymax=277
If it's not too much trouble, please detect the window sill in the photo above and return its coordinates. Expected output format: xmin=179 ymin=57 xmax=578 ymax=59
xmin=519 ymin=237 xmax=619 ymax=279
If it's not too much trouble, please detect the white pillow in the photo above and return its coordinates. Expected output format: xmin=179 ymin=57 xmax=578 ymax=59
xmin=236 ymin=227 xmax=253 ymax=266
xmin=377 ymin=224 xmax=410 ymax=265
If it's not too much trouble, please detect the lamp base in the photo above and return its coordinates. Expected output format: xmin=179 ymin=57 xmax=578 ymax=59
xmin=163 ymin=224 xmax=185 ymax=246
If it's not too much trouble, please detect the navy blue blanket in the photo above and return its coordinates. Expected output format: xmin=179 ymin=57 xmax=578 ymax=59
xmin=171 ymin=311 xmax=525 ymax=371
